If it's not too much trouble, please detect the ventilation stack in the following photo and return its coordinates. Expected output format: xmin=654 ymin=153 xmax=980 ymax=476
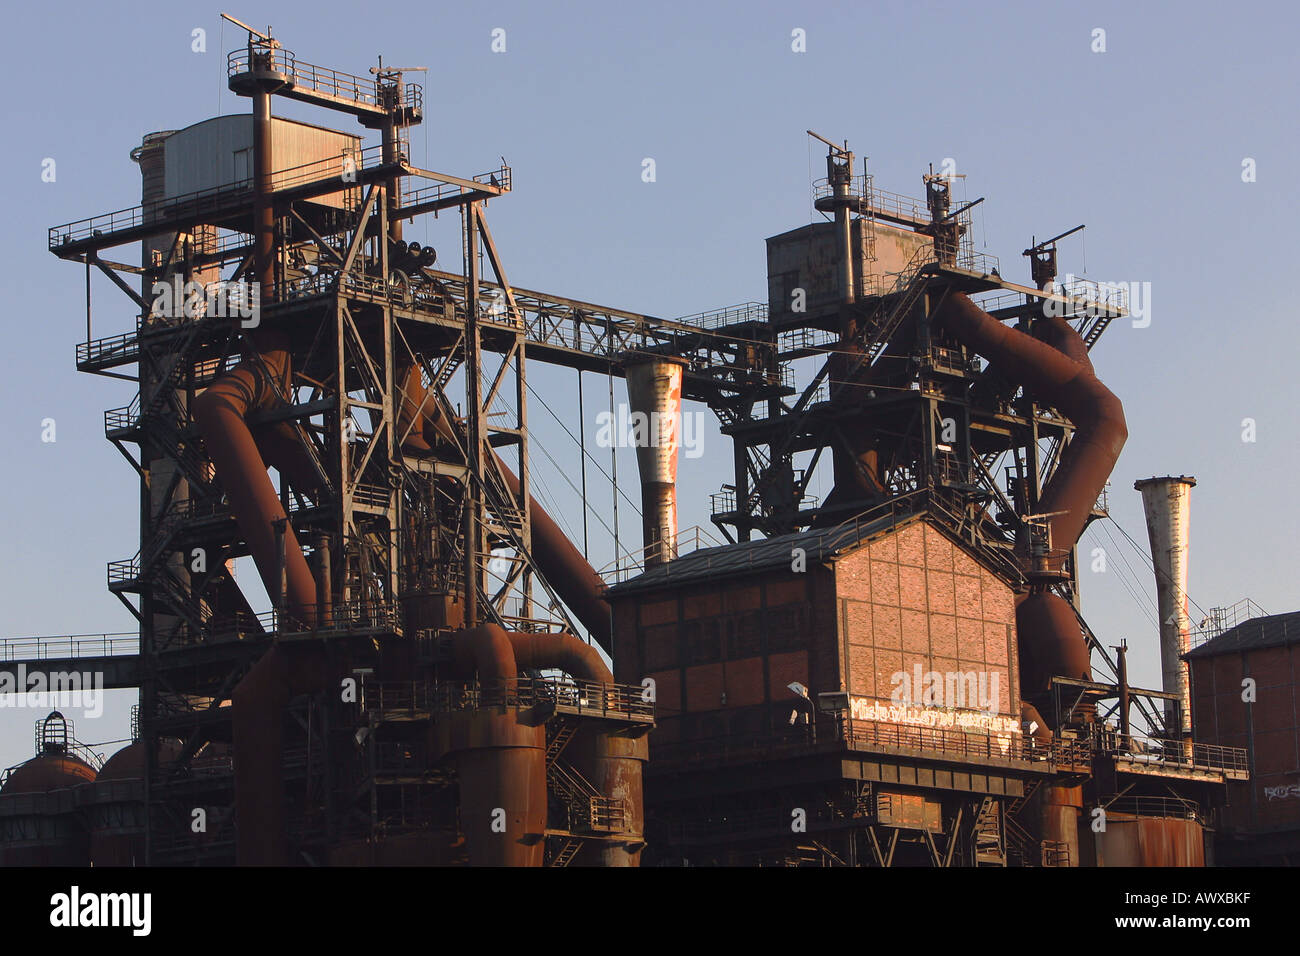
xmin=1134 ymin=476 xmax=1196 ymax=740
xmin=624 ymin=356 xmax=686 ymax=566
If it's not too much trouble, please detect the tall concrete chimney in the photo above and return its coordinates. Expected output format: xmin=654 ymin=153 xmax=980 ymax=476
xmin=1134 ymin=475 xmax=1196 ymax=739
xmin=624 ymin=356 xmax=686 ymax=566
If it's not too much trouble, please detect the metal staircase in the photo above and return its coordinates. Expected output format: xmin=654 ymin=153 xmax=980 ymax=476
xmin=546 ymin=722 xmax=577 ymax=763
xmin=841 ymin=268 xmax=932 ymax=388
xmin=973 ymin=797 xmax=1006 ymax=866
xmin=1079 ymin=311 xmax=1113 ymax=351
xmin=547 ymin=759 xmax=625 ymax=834
xmin=549 ymin=838 xmax=583 ymax=867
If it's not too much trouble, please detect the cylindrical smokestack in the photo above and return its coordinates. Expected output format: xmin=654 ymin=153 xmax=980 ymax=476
xmin=131 ymin=131 xmax=177 ymax=289
xmin=1134 ymin=476 xmax=1196 ymax=739
xmin=624 ymin=357 xmax=685 ymax=566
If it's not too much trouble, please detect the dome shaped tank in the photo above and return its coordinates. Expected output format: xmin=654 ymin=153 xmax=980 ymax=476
xmin=0 ymin=713 xmax=98 ymax=866
xmin=89 ymin=738 xmax=182 ymax=867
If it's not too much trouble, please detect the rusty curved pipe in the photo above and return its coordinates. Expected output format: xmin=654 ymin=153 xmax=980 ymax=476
xmin=934 ymin=293 xmax=1128 ymax=700
xmin=935 ymin=293 xmax=1128 ymax=565
xmin=443 ymin=625 xmax=544 ymax=865
xmin=507 ymin=631 xmax=612 ymax=684
xmin=445 ymin=624 xmax=644 ymax=866
xmin=450 ymin=621 xmax=518 ymax=686
xmin=506 ymin=628 xmax=644 ymax=867
xmin=192 ymin=340 xmax=318 ymax=627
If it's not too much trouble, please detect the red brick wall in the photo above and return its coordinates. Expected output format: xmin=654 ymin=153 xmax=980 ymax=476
xmin=1190 ymin=644 xmax=1300 ymax=832
xmin=610 ymin=518 xmax=1021 ymax=748
xmin=610 ymin=569 xmax=829 ymax=744
xmin=835 ymin=520 xmax=1018 ymax=716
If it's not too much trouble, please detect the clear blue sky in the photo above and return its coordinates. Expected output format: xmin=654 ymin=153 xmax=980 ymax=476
xmin=2 ymin=0 xmax=1296 ymax=771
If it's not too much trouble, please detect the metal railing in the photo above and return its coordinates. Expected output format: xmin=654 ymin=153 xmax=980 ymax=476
xmin=49 ymin=144 xmax=387 ymax=250
xmin=232 ymin=601 xmax=402 ymax=636
xmin=673 ymin=301 xmax=769 ymax=330
xmin=1057 ymin=276 xmax=1129 ymax=314
xmin=864 ymin=183 xmax=931 ymax=223
xmin=1111 ymin=736 xmax=1249 ymax=777
xmin=398 ymin=165 xmax=513 ymax=213
xmin=228 ymin=48 xmax=423 ymax=116
xmin=0 ymin=632 xmax=138 ymax=662
xmin=99 ymin=600 xmax=400 ymax=643
xmin=598 ymin=525 xmax=724 ymax=583
xmin=811 ymin=176 xmax=931 ymax=225
xmin=368 ymin=675 xmax=654 ymax=722
xmin=842 ymin=719 xmax=1047 ymax=765
xmin=104 ymin=394 xmax=142 ymax=434
xmin=1191 ymin=598 xmax=1268 ymax=648
xmin=107 ymin=554 xmax=141 ymax=588
xmin=77 ymin=330 xmax=140 ymax=369
xmin=652 ymin=717 xmax=1101 ymax=772
xmin=955 ymin=250 xmax=1001 ymax=275
xmin=1105 ymin=794 xmax=1204 ymax=823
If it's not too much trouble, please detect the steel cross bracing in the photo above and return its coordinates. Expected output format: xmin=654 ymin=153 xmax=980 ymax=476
xmin=53 ymin=36 xmax=699 ymax=862
xmin=701 ymin=259 xmax=1127 ymax=587
xmin=56 ymin=175 xmax=778 ymax=408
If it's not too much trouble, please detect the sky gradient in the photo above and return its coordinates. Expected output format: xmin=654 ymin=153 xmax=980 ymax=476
xmin=1 ymin=0 xmax=1296 ymax=771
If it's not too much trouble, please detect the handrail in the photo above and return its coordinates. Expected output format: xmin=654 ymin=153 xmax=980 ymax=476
xmin=228 ymin=48 xmax=423 ymax=116
xmin=672 ymin=301 xmax=769 ymax=330
xmin=597 ymin=525 xmax=724 ymax=582
xmin=49 ymin=144 xmax=388 ymax=249
xmin=0 ymin=632 xmax=139 ymax=661
xmin=609 ymin=490 xmax=930 ymax=586
xmin=651 ymin=717 xmax=1043 ymax=769
xmin=1111 ymin=735 xmax=1249 ymax=776
xmin=367 ymin=676 xmax=654 ymax=722
xmin=1105 ymin=794 xmax=1204 ymax=823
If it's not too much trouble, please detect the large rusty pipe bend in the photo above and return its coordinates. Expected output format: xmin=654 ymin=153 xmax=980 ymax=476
xmin=193 ymin=349 xmax=318 ymax=626
xmin=449 ymin=623 xmax=519 ymax=687
xmin=1033 ymin=314 xmax=1094 ymax=371
xmin=443 ymin=624 xmax=642 ymax=866
xmin=441 ymin=625 xmax=545 ymax=866
xmin=449 ymin=624 xmax=610 ymax=685
xmin=506 ymin=626 xmax=645 ymax=867
xmin=508 ymin=629 xmax=646 ymax=868
xmin=935 ymin=293 xmax=1128 ymax=560
xmin=1017 ymin=591 xmax=1093 ymax=697
xmin=508 ymin=630 xmax=612 ymax=684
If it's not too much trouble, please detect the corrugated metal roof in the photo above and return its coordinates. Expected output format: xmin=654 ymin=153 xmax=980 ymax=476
xmin=605 ymin=510 xmax=916 ymax=596
xmin=1184 ymin=611 xmax=1300 ymax=659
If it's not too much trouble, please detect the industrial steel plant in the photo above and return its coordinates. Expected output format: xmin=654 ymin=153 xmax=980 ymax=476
xmin=3 ymin=20 xmax=1296 ymax=868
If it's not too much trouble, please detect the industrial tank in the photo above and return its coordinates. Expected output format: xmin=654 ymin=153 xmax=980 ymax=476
xmin=0 ymin=713 xmax=99 ymax=866
xmin=88 ymin=739 xmax=182 ymax=867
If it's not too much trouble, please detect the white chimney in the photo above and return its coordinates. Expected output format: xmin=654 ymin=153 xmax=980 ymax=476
xmin=624 ymin=356 xmax=686 ymax=567
xmin=1134 ymin=476 xmax=1196 ymax=739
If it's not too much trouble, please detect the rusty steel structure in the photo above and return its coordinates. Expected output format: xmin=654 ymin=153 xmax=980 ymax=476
xmin=34 ymin=25 xmax=782 ymax=865
xmin=14 ymin=27 xmax=1256 ymax=866
xmin=603 ymin=135 xmax=1249 ymax=867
